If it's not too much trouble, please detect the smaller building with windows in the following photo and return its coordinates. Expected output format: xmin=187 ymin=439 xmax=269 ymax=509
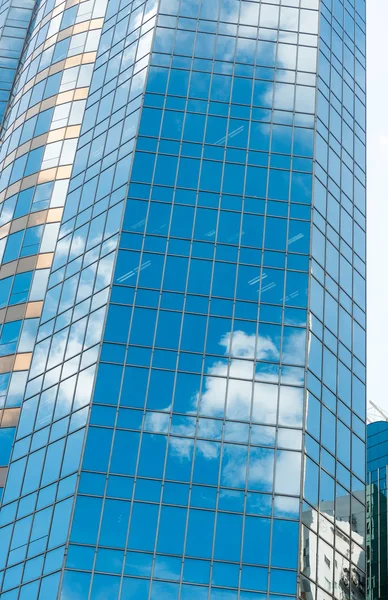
xmin=367 ymin=421 xmax=388 ymax=600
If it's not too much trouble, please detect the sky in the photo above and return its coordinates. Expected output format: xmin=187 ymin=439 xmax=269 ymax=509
xmin=366 ymin=0 xmax=388 ymax=412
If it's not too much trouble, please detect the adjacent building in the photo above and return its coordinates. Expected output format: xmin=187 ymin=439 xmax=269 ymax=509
xmin=0 ymin=0 xmax=366 ymax=598
xmin=367 ymin=421 xmax=388 ymax=600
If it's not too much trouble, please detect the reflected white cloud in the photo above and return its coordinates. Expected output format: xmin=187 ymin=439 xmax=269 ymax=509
xmin=274 ymin=494 xmax=299 ymax=516
xmin=199 ymin=330 xmax=305 ymax=424
xmin=164 ymin=328 xmax=305 ymax=494
xmin=145 ymin=410 xmax=170 ymax=433
xmin=275 ymin=450 xmax=301 ymax=495
xmin=220 ymin=330 xmax=278 ymax=360
xmin=168 ymin=436 xmax=193 ymax=459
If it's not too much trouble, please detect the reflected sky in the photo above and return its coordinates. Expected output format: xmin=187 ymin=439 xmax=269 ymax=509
xmin=0 ymin=0 xmax=367 ymax=598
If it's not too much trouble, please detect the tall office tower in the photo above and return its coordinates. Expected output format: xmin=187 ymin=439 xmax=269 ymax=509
xmin=0 ymin=0 xmax=366 ymax=598
xmin=366 ymin=421 xmax=388 ymax=600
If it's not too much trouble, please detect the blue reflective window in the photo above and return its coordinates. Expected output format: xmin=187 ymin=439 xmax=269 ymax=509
xmin=99 ymin=499 xmax=130 ymax=548
xmin=90 ymin=574 xmax=120 ymax=600
xmin=0 ymin=429 xmax=15 ymax=466
xmin=71 ymin=496 xmax=102 ymax=545
xmin=83 ymin=427 xmax=113 ymax=472
xmin=60 ymin=571 xmax=91 ymax=599
xmin=127 ymin=503 xmax=158 ymax=551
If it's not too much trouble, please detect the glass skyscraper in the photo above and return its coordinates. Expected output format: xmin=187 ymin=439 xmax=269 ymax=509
xmin=0 ymin=0 xmax=366 ymax=598
xmin=367 ymin=421 xmax=388 ymax=600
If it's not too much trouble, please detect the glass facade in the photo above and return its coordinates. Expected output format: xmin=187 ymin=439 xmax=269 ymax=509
xmin=0 ymin=0 xmax=35 ymax=127
xmin=0 ymin=0 xmax=109 ymax=502
xmin=367 ymin=421 xmax=388 ymax=600
xmin=0 ymin=0 xmax=367 ymax=599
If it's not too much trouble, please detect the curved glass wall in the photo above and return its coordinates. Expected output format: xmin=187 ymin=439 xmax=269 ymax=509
xmin=0 ymin=0 xmax=35 ymax=128
xmin=0 ymin=0 xmax=108 ymax=499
